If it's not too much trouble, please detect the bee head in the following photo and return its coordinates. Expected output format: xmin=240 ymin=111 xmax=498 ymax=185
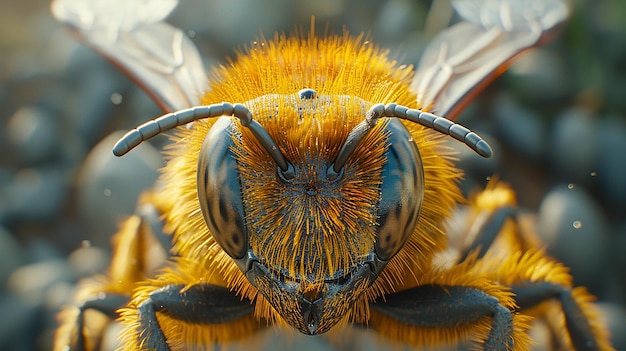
xmin=112 ymin=83 xmax=490 ymax=334
xmin=112 ymin=84 xmax=490 ymax=334
xmin=194 ymin=89 xmax=489 ymax=334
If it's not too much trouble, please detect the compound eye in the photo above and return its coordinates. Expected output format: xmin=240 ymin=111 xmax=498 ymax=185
xmin=197 ymin=117 xmax=248 ymax=259
xmin=374 ymin=119 xmax=424 ymax=261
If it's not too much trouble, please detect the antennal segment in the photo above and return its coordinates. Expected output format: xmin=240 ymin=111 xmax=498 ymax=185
xmin=383 ymin=103 xmax=492 ymax=158
xmin=112 ymin=103 xmax=236 ymax=157
xmin=112 ymin=103 xmax=294 ymax=177
xmin=232 ymin=104 xmax=293 ymax=176
xmin=328 ymin=104 xmax=385 ymax=176
xmin=329 ymin=103 xmax=492 ymax=179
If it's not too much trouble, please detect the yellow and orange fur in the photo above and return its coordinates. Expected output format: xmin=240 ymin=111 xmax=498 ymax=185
xmin=55 ymin=33 xmax=613 ymax=350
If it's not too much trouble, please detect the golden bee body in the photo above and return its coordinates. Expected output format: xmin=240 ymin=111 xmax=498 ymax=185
xmin=51 ymin=0 xmax=614 ymax=350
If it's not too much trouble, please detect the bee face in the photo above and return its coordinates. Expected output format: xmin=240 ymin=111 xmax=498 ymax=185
xmin=54 ymin=2 xmax=609 ymax=350
xmin=198 ymin=91 xmax=424 ymax=333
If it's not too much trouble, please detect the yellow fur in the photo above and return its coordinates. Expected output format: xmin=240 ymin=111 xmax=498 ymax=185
xmin=55 ymin=34 xmax=614 ymax=351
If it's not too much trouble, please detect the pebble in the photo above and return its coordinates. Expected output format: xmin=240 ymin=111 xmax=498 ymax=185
xmin=4 ymin=256 xmax=74 ymax=351
xmin=170 ymin=0 xmax=292 ymax=50
xmin=507 ymin=48 xmax=569 ymax=102
xmin=62 ymin=47 xmax=130 ymax=147
xmin=0 ymin=226 xmax=23 ymax=285
xmin=2 ymin=167 xmax=68 ymax=224
xmin=66 ymin=245 xmax=110 ymax=280
xmin=491 ymin=93 xmax=546 ymax=160
xmin=23 ymin=238 xmax=65 ymax=264
xmin=372 ymin=0 xmax=422 ymax=47
xmin=0 ymin=258 xmax=74 ymax=350
xmin=548 ymin=108 xmax=598 ymax=187
xmin=595 ymin=116 xmax=626 ymax=214
xmin=7 ymin=259 xmax=73 ymax=297
xmin=0 ymin=171 xmax=10 ymax=225
xmin=536 ymin=183 xmax=609 ymax=292
xmin=609 ymin=220 xmax=626 ymax=304
xmin=0 ymin=293 xmax=41 ymax=351
xmin=5 ymin=106 xmax=61 ymax=166
xmin=76 ymin=131 xmax=162 ymax=248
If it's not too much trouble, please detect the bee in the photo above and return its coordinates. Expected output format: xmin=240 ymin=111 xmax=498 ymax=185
xmin=52 ymin=0 xmax=615 ymax=350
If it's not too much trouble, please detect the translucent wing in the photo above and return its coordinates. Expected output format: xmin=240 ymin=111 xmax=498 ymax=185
xmin=51 ymin=0 xmax=208 ymax=112
xmin=411 ymin=0 xmax=569 ymax=119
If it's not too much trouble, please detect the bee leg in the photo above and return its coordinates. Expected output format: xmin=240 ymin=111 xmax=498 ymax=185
xmin=457 ymin=205 xmax=518 ymax=263
xmin=72 ymin=293 xmax=129 ymax=351
xmin=135 ymin=201 xmax=170 ymax=254
xmin=135 ymin=283 xmax=255 ymax=350
xmin=373 ymin=284 xmax=518 ymax=350
xmin=55 ymin=195 xmax=170 ymax=351
xmin=512 ymin=282 xmax=606 ymax=351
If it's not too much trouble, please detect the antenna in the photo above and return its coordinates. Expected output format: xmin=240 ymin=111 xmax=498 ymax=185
xmin=329 ymin=103 xmax=492 ymax=175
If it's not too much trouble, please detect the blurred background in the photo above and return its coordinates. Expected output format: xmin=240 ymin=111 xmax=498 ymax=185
xmin=0 ymin=0 xmax=625 ymax=350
